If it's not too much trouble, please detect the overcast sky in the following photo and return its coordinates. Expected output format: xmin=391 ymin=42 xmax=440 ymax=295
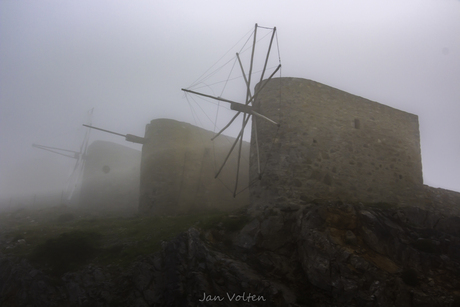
xmin=1 ymin=0 xmax=459 ymax=200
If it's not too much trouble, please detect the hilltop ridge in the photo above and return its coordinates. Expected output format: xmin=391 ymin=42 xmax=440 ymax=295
xmin=1 ymin=194 xmax=460 ymax=306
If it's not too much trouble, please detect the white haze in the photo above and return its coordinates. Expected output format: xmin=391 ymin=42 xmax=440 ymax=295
xmin=0 ymin=0 xmax=459 ymax=207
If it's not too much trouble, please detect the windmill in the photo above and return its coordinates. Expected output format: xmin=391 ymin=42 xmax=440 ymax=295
xmin=32 ymin=110 xmax=93 ymax=205
xmin=181 ymin=23 xmax=282 ymax=197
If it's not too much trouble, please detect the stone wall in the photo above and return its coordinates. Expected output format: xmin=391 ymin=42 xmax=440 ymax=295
xmin=140 ymin=118 xmax=249 ymax=215
xmin=250 ymin=77 xmax=424 ymax=208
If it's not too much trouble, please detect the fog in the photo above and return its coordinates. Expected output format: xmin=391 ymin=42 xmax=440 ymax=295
xmin=1 ymin=0 xmax=459 ymax=210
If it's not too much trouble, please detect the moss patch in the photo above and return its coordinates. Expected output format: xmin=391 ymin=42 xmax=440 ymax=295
xmin=367 ymin=202 xmax=398 ymax=210
xmin=1 ymin=207 xmax=249 ymax=271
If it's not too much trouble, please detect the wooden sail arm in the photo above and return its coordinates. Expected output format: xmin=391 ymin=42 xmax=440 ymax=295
xmin=214 ymin=113 xmax=252 ymax=179
xmin=32 ymin=144 xmax=80 ymax=154
xmin=259 ymin=27 xmax=276 ymax=85
xmin=245 ymin=23 xmax=258 ymax=105
xmin=211 ymin=112 xmax=241 ymax=141
xmin=82 ymin=124 xmax=145 ymax=144
xmin=181 ymin=89 xmax=240 ymax=105
xmin=125 ymin=134 xmax=145 ymax=144
xmin=236 ymin=53 xmax=251 ymax=99
xmin=230 ymin=102 xmax=279 ymax=126
xmin=230 ymin=102 xmax=252 ymax=113
xmin=182 ymin=64 xmax=280 ymax=128
xmin=32 ymin=144 xmax=81 ymax=159
xmin=83 ymin=124 xmax=125 ymax=137
xmin=183 ymin=64 xmax=280 ymax=107
xmin=251 ymin=63 xmax=281 ymax=102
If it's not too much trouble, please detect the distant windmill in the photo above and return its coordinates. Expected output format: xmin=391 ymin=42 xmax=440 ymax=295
xmin=78 ymin=124 xmax=143 ymax=213
xmin=32 ymin=109 xmax=93 ymax=204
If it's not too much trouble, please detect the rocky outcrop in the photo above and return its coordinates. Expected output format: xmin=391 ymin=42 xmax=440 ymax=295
xmin=1 ymin=201 xmax=459 ymax=306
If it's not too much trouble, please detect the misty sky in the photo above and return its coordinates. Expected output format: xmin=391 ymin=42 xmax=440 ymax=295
xmin=1 ymin=0 xmax=459 ymax=200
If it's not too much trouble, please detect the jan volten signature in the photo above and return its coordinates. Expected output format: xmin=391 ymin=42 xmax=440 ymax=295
xmin=199 ymin=292 xmax=267 ymax=302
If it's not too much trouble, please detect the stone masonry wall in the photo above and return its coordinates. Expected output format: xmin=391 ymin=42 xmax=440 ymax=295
xmin=140 ymin=119 xmax=249 ymax=215
xmin=250 ymin=77 xmax=424 ymax=209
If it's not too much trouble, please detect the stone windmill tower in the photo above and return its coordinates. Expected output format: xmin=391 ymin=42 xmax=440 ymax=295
xmin=181 ymin=24 xmax=425 ymax=212
xmin=249 ymin=77 xmax=425 ymax=209
xmin=139 ymin=118 xmax=250 ymax=215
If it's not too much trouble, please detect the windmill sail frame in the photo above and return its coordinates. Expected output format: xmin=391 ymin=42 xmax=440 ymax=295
xmin=181 ymin=23 xmax=282 ymax=197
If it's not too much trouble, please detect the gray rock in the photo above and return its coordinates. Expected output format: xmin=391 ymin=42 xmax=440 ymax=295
xmin=1 ymin=201 xmax=459 ymax=306
xmin=345 ymin=230 xmax=358 ymax=245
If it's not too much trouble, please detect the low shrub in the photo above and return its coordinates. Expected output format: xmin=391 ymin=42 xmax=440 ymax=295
xmin=30 ymin=230 xmax=101 ymax=275
xmin=56 ymin=213 xmax=75 ymax=223
xmin=199 ymin=213 xmax=250 ymax=232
